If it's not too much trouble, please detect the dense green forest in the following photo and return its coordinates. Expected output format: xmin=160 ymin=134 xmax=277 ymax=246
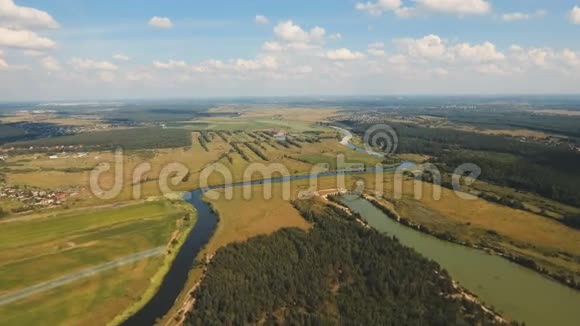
xmin=8 ymin=127 xmax=191 ymax=150
xmin=186 ymin=199 xmax=518 ymax=326
xmin=344 ymin=121 xmax=580 ymax=207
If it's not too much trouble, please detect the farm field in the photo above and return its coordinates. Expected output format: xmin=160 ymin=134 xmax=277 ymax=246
xmin=0 ymin=200 xmax=194 ymax=326
xmin=204 ymin=184 xmax=311 ymax=253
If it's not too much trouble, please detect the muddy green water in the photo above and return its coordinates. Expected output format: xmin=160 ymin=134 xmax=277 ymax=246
xmin=341 ymin=196 xmax=580 ymax=326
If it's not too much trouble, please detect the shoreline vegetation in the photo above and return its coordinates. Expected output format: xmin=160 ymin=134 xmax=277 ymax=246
xmin=340 ymin=193 xmax=580 ymax=291
xmin=183 ymin=198 xmax=517 ymax=325
xmin=326 ymin=195 xmax=510 ymax=322
xmin=108 ymin=199 xmax=197 ymax=326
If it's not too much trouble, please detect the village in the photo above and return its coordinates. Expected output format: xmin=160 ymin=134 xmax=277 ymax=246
xmin=0 ymin=184 xmax=79 ymax=213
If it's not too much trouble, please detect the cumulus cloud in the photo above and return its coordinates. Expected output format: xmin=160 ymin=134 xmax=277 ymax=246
xmin=0 ymin=27 xmax=56 ymax=49
xmin=325 ymin=48 xmax=365 ymax=60
xmin=395 ymin=35 xmax=505 ymax=64
xmin=112 ymin=54 xmax=130 ymax=61
xmin=153 ymin=60 xmax=187 ymax=69
xmin=274 ymin=20 xmax=325 ymax=44
xmin=148 ymin=16 xmax=173 ymax=29
xmin=41 ymin=56 xmax=61 ymax=71
xmin=70 ymin=58 xmax=118 ymax=71
xmin=329 ymin=33 xmax=342 ymax=41
xmin=356 ymin=0 xmax=491 ymax=17
xmin=255 ymin=15 xmax=269 ymax=25
xmin=262 ymin=41 xmax=283 ymax=52
xmin=501 ymin=10 xmax=546 ymax=22
xmin=570 ymin=6 xmax=580 ymax=24
xmin=356 ymin=0 xmax=403 ymax=16
xmin=396 ymin=34 xmax=447 ymax=60
xmin=367 ymin=42 xmax=386 ymax=57
xmin=452 ymin=42 xmax=505 ymax=62
xmin=0 ymin=0 xmax=59 ymax=29
xmin=418 ymin=0 xmax=491 ymax=15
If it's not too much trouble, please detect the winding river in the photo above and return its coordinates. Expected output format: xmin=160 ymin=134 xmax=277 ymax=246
xmin=123 ymin=127 xmax=580 ymax=326
xmin=341 ymin=196 xmax=580 ymax=326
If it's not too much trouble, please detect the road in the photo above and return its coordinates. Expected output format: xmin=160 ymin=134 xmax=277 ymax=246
xmin=0 ymin=247 xmax=165 ymax=307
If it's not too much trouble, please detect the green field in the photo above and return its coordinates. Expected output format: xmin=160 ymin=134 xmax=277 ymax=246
xmin=0 ymin=200 xmax=194 ymax=325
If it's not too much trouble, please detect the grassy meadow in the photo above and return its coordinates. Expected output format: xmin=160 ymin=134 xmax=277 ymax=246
xmin=0 ymin=200 xmax=194 ymax=326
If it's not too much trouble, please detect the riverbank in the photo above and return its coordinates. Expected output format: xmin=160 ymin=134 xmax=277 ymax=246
xmin=322 ymin=195 xmax=509 ymax=324
xmin=340 ymin=195 xmax=580 ymax=326
xmin=108 ymin=200 xmax=197 ymax=326
xmin=159 ymin=199 xmax=221 ymax=326
xmin=362 ymin=193 xmax=580 ymax=291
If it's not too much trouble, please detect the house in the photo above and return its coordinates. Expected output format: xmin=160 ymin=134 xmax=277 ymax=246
xmin=49 ymin=155 xmax=58 ymax=159
xmin=0 ymin=155 xmax=7 ymax=161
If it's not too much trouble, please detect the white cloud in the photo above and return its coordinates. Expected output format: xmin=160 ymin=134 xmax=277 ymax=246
xmin=22 ymin=49 xmax=43 ymax=57
xmin=356 ymin=0 xmax=490 ymax=17
xmin=368 ymin=48 xmax=386 ymax=57
xmin=325 ymin=48 xmax=365 ymax=60
xmin=148 ymin=16 xmax=173 ymax=29
xmin=127 ymin=71 xmax=153 ymax=82
xmin=112 ymin=54 xmax=130 ymax=61
xmin=70 ymin=58 xmax=118 ymax=71
xmin=452 ymin=42 xmax=505 ymax=62
xmin=255 ymin=15 xmax=269 ymax=25
xmin=41 ymin=56 xmax=61 ymax=71
xmin=329 ymin=33 xmax=342 ymax=41
xmin=510 ymin=46 xmax=552 ymax=67
xmin=560 ymin=49 xmax=580 ymax=67
xmin=368 ymin=42 xmax=386 ymax=56
xmin=0 ymin=27 xmax=56 ymax=49
xmin=262 ymin=41 xmax=283 ymax=52
xmin=396 ymin=34 xmax=447 ymax=59
xmin=273 ymin=20 xmax=325 ymax=44
xmin=570 ymin=6 xmax=580 ymax=24
xmin=234 ymin=56 xmax=278 ymax=71
xmin=356 ymin=0 xmax=403 ymax=16
xmin=418 ymin=0 xmax=491 ymax=15
xmin=476 ymin=64 xmax=506 ymax=75
xmin=396 ymin=35 xmax=505 ymax=64
xmin=501 ymin=10 xmax=546 ymax=22
xmin=153 ymin=60 xmax=187 ymax=69
xmin=0 ymin=0 xmax=59 ymax=29
xmin=98 ymin=71 xmax=116 ymax=82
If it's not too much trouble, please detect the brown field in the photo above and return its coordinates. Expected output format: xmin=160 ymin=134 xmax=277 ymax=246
xmin=204 ymin=183 xmax=311 ymax=253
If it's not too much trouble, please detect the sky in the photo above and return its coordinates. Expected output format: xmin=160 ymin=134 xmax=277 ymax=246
xmin=1 ymin=0 xmax=580 ymax=101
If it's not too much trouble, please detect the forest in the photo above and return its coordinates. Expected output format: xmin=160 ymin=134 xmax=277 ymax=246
xmin=186 ymin=199 xmax=519 ymax=326
xmin=344 ymin=121 xmax=580 ymax=207
xmin=6 ymin=127 xmax=191 ymax=150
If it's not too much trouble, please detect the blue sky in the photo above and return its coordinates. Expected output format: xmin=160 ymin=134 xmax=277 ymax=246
xmin=1 ymin=0 xmax=580 ymax=100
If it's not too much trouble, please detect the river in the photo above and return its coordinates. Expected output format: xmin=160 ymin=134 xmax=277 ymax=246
xmin=341 ymin=196 xmax=580 ymax=326
xmin=124 ymin=127 xmax=579 ymax=326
